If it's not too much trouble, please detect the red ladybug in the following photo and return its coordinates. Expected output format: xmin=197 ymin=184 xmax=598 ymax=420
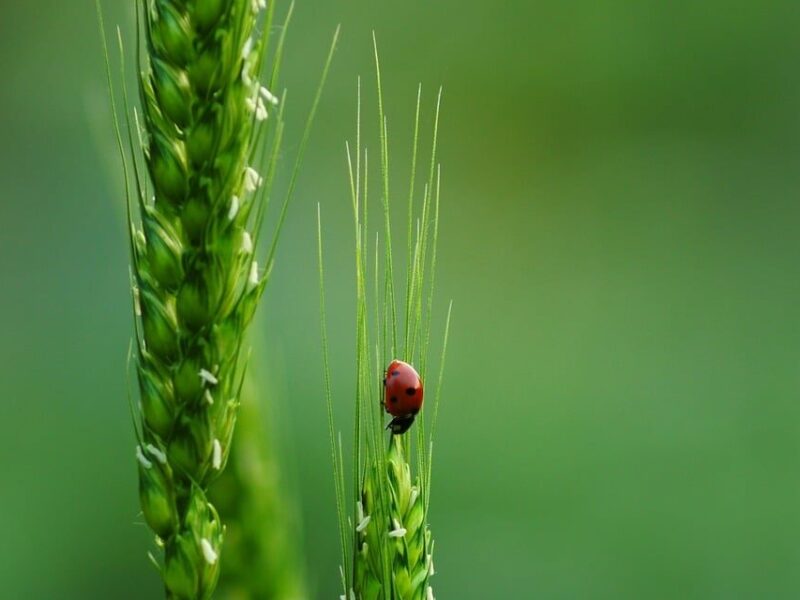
xmin=383 ymin=359 xmax=424 ymax=434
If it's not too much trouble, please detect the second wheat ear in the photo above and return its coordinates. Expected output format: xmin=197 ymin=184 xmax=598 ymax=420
xmin=98 ymin=0 xmax=337 ymax=596
xmin=319 ymin=36 xmax=452 ymax=600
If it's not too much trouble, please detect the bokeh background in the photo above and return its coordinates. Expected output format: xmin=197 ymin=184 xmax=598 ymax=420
xmin=2 ymin=1 xmax=800 ymax=598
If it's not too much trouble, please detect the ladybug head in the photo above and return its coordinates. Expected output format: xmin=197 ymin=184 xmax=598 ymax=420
xmin=387 ymin=414 xmax=416 ymax=435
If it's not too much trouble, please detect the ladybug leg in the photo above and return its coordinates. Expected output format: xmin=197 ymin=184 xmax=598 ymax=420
xmin=387 ymin=414 xmax=416 ymax=435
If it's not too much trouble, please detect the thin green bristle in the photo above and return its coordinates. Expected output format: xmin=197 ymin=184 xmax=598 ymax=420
xmin=318 ymin=204 xmax=350 ymax=594
xmin=403 ymin=85 xmax=423 ymax=357
xmin=373 ymin=33 xmax=399 ymax=359
xmin=265 ymin=24 xmax=340 ymax=271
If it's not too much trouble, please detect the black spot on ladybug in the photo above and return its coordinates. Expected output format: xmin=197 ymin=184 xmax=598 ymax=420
xmin=391 ymin=371 xmax=399 ymax=377
xmin=405 ymin=387 xmax=416 ymax=396
xmin=410 ymin=407 xmax=420 ymax=415
xmin=390 ymin=396 xmax=398 ymax=404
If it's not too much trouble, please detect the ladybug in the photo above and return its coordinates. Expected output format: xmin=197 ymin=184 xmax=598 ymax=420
xmin=383 ymin=359 xmax=423 ymax=434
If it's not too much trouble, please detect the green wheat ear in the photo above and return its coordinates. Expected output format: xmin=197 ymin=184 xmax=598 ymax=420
xmin=97 ymin=0 xmax=337 ymax=597
xmin=318 ymin=35 xmax=452 ymax=600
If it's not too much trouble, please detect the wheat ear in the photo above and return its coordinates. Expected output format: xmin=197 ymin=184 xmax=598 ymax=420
xmin=96 ymin=0 xmax=336 ymax=596
xmin=133 ymin=2 xmax=279 ymax=596
xmin=319 ymin=36 xmax=451 ymax=600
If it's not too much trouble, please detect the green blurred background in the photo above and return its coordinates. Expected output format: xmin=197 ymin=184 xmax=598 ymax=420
xmin=2 ymin=1 xmax=800 ymax=598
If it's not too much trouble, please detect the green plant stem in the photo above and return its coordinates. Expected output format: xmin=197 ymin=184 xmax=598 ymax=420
xmin=209 ymin=375 xmax=308 ymax=600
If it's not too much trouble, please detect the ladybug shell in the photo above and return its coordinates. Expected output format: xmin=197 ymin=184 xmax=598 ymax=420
xmin=383 ymin=359 xmax=423 ymax=417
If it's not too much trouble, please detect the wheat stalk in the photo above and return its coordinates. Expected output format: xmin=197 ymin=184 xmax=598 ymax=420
xmin=97 ymin=0 xmax=336 ymax=596
xmin=318 ymin=36 xmax=451 ymax=600
xmin=209 ymin=375 xmax=308 ymax=600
